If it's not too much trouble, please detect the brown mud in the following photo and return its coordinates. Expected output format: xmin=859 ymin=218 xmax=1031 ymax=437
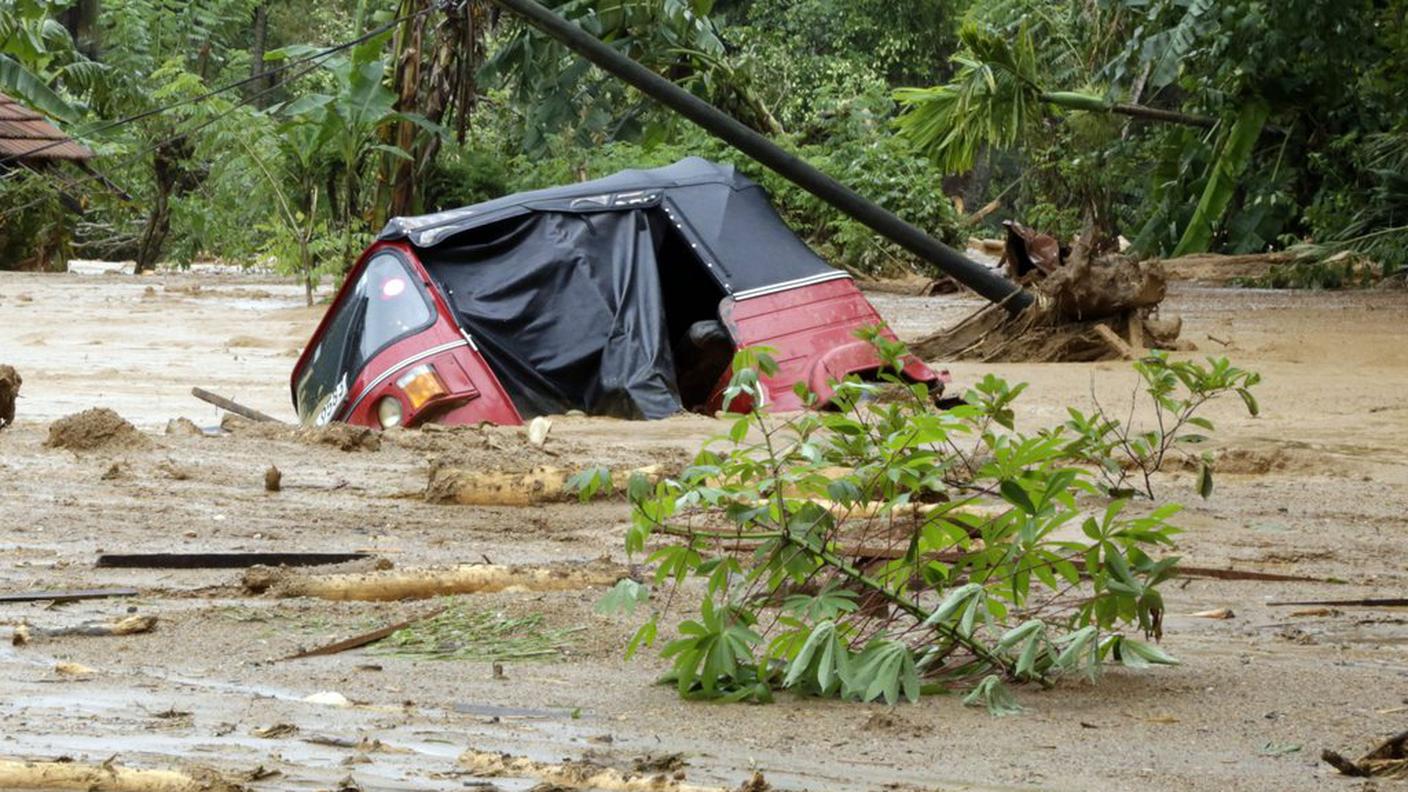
xmin=1 ymin=269 xmax=1407 ymax=791
xmin=45 ymin=407 xmax=152 ymax=451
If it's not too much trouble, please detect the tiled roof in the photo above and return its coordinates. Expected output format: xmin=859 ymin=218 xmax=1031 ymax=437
xmin=0 ymin=92 xmax=92 ymax=161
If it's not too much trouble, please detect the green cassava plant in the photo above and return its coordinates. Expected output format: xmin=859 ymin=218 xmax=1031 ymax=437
xmin=579 ymin=332 xmax=1259 ymax=713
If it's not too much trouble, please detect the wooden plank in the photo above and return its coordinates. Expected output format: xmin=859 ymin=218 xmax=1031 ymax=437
xmin=1093 ymin=322 xmax=1136 ymax=360
xmin=1269 ymin=597 xmax=1408 ymax=608
xmin=97 ymin=552 xmax=369 ymax=569
xmin=0 ymin=587 xmax=138 ymax=603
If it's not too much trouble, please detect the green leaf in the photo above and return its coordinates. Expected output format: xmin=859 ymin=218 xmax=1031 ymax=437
xmin=0 ymin=53 xmax=79 ymax=123
xmin=962 ymin=675 xmax=1022 ymax=716
xmin=1196 ymin=462 xmax=1214 ymax=499
xmin=1172 ymin=102 xmax=1270 ymax=257
xmin=596 ymin=579 xmax=650 ymax=616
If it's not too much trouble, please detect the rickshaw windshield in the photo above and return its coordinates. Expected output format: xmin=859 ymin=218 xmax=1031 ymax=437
xmin=295 ymin=252 xmax=435 ymax=424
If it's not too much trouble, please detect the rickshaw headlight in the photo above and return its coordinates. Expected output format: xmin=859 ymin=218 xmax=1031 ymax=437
xmin=376 ymin=396 xmax=403 ymax=429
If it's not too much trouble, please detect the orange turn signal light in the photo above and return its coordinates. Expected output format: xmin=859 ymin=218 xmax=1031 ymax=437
xmin=395 ymin=364 xmax=448 ymax=410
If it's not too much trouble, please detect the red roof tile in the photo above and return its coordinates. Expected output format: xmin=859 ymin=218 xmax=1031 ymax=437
xmin=0 ymin=92 xmax=92 ymax=162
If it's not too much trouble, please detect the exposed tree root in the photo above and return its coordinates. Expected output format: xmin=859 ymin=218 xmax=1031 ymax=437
xmin=458 ymin=749 xmax=768 ymax=792
xmin=242 ymin=559 xmax=631 ymax=601
xmin=0 ymin=759 xmax=243 ymax=792
xmin=1323 ymin=730 xmax=1408 ymax=779
xmin=913 ymin=254 xmax=1184 ymax=363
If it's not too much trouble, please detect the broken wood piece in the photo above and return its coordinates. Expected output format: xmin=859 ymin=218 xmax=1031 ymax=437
xmin=243 ymin=559 xmax=631 ymax=602
xmin=0 ymin=758 xmax=238 ymax=792
xmin=26 ymin=614 xmax=157 ymax=638
xmin=97 ymin=552 xmax=369 ymax=569
xmin=459 ymin=748 xmax=756 ymax=792
xmin=1323 ymin=730 xmax=1408 ymax=779
xmin=425 ymin=464 xmax=664 ymax=506
xmin=1190 ymin=608 xmax=1234 ymax=619
xmin=1269 ymin=597 xmax=1408 ymax=608
xmin=1175 ymin=566 xmax=1331 ymax=583
xmin=1093 ymin=322 xmax=1136 ymax=360
xmin=283 ymin=606 xmax=446 ymax=659
xmin=191 ymin=386 xmax=282 ymax=424
xmin=0 ymin=587 xmax=138 ymax=603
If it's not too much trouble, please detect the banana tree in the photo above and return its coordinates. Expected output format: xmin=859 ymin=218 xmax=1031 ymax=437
xmin=894 ymin=23 xmax=1267 ymax=256
xmin=0 ymin=0 xmax=97 ymax=122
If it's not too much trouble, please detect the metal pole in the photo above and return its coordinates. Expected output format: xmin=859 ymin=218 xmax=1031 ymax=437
xmin=487 ymin=0 xmax=1033 ymax=314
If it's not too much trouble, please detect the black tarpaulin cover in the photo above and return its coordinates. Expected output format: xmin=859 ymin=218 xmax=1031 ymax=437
xmin=382 ymin=158 xmax=839 ymax=419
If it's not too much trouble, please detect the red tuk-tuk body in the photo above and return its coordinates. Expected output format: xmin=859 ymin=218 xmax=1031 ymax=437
xmin=291 ymin=160 xmax=939 ymax=429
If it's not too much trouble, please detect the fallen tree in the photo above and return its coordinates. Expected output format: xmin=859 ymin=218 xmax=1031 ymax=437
xmin=242 ymin=559 xmax=630 ymax=601
xmin=426 ymin=464 xmax=664 ymax=506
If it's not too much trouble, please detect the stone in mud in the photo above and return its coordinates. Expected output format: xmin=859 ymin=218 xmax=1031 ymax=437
xmin=45 ymin=408 xmax=151 ymax=451
xmin=0 ymin=365 xmax=19 ymax=429
xmin=165 ymin=417 xmax=203 ymax=436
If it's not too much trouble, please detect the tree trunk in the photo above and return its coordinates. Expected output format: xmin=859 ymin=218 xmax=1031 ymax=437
xmin=249 ymin=4 xmax=271 ymax=105
xmin=62 ymin=0 xmax=101 ymax=60
xmin=135 ymin=140 xmax=193 ymax=272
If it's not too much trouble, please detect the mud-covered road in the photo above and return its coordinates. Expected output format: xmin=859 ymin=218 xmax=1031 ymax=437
xmin=1 ymin=269 xmax=1405 ymax=791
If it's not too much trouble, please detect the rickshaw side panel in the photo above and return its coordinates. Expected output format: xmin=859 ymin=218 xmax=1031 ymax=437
xmin=716 ymin=278 xmax=938 ymax=411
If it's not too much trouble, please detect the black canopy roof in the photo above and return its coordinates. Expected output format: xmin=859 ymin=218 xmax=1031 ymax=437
xmin=379 ymin=157 xmax=838 ymax=296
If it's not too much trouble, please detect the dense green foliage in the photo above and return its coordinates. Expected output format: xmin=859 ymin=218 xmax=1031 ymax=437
xmin=0 ymin=0 xmax=1404 ymax=286
xmin=577 ymin=342 xmax=1258 ymax=708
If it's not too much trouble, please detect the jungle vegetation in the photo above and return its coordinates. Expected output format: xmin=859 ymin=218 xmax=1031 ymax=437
xmin=1 ymin=0 xmax=1404 ymax=289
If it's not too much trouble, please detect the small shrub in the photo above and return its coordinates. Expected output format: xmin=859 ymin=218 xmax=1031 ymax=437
xmin=586 ymin=335 xmax=1259 ymax=712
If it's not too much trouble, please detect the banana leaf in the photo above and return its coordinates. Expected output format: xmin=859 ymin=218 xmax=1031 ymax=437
xmin=0 ymin=53 xmax=79 ymax=124
xmin=1171 ymin=102 xmax=1269 ymax=257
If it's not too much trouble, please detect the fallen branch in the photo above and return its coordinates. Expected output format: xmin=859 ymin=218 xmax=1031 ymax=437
xmin=459 ymin=748 xmax=762 ymax=792
xmin=20 ymin=615 xmax=157 ymax=641
xmin=426 ymin=464 xmax=663 ymax=506
xmin=1177 ymin=566 xmax=1336 ymax=583
xmin=1323 ymin=730 xmax=1408 ymax=779
xmin=1269 ymin=597 xmax=1407 ymax=608
xmin=0 ymin=588 xmax=138 ymax=604
xmin=190 ymin=387 xmax=282 ymax=424
xmin=283 ymin=607 xmax=446 ymax=659
xmin=243 ymin=560 xmax=631 ymax=601
xmin=0 ymin=758 xmax=242 ymax=792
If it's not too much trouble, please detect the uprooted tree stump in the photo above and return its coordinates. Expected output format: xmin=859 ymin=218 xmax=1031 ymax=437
xmin=913 ymin=251 xmax=1189 ymax=363
xmin=242 ymin=559 xmax=631 ymax=601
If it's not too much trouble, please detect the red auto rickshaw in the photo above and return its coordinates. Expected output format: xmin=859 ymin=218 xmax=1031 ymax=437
xmin=291 ymin=159 xmax=939 ymax=428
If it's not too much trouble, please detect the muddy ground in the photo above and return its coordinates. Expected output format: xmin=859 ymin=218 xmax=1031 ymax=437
xmin=0 ymin=269 xmax=1405 ymax=791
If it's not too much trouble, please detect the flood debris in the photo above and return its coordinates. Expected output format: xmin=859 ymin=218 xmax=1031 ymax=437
xmin=913 ymin=228 xmax=1186 ymax=362
xmin=264 ymin=465 xmax=282 ymax=492
xmin=284 ymin=606 xmax=447 ymax=660
xmin=459 ymin=748 xmax=766 ymax=792
xmin=0 ymin=364 xmax=20 ymax=429
xmin=17 ymin=614 xmax=157 ymax=641
xmin=45 ymin=408 xmax=152 ymax=451
xmin=426 ymin=464 xmax=663 ymax=506
xmin=1323 ymin=730 xmax=1408 ymax=779
xmin=164 ymin=417 xmax=204 ymax=436
xmin=190 ymin=386 xmax=282 ymax=423
xmin=527 ymin=416 xmax=553 ymax=448
xmin=241 ymin=559 xmax=631 ymax=601
xmin=1269 ymin=597 xmax=1408 ymax=608
xmin=97 ymin=552 xmax=369 ymax=569
xmin=0 ymin=587 xmax=139 ymax=603
xmin=0 ymin=758 xmax=245 ymax=792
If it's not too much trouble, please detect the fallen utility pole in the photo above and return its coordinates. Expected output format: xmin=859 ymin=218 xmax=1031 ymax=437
xmin=191 ymin=386 xmax=282 ymax=423
xmin=487 ymin=0 xmax=1032 ymax=314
